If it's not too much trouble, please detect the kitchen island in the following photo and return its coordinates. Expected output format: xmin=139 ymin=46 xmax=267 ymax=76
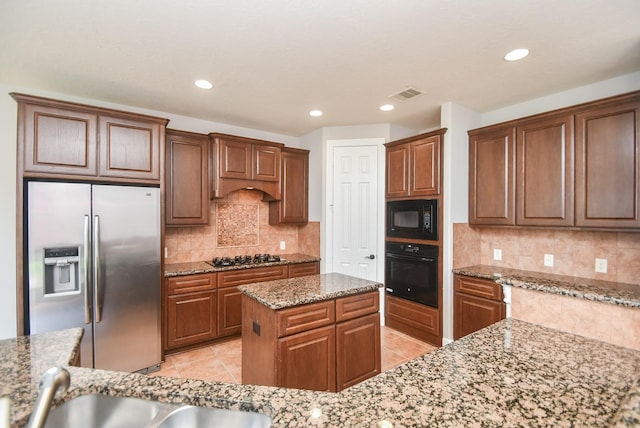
xmin=3 ymin=318 xmax=639 ymax=427
xmin=239 ymin=273 xmax=383 ymax=392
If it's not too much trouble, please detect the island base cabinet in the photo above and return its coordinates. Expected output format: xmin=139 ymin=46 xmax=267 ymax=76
xmin=277 ymin=325 xmax=336 ymax=392
xmin=336 ymin=312 xmax=381 ymax=390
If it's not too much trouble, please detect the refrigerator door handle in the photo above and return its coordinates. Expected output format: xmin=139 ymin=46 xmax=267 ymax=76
xmin=93 ymin=215 xmax=103 ymax=323
xmin=83 ymin=215 xmax=92 ymax=324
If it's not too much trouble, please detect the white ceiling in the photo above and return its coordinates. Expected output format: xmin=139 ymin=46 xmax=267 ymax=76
xmin=1 ymin=0 xmax=639 ymax=137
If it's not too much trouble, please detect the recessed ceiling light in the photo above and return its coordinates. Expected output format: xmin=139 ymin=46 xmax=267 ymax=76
xmin=380 ymin=104 xmax=394 ymax=111
xmin=309 ymin=110 xmax=323 ymax=117
xmin=504 ymin=48 xmax=530 ymax=61
xmin=194 ymin=79 xmax=213 ymax=89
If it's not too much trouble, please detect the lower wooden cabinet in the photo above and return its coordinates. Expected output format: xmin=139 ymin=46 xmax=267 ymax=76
xmin=165 ymin=273 xmax=217 ymax=350
xmin=278 ymin=325 xmax=336 ymax=392
xmin=242 ymin=290 xmax=380 ymax=391
xmin=336 ymin=312 xmax=381 ymax=390
xmin=385 ymin=294 xmax=441 ymax=346
xmin=217 ymin=286 xmax=242 ymax=337
xmin=453 ymin=274 xmax=505 ymax=340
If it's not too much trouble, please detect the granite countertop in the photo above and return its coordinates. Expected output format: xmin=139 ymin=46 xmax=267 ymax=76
xmin=164 ymin=253 xmax=320 ymax=277
xmin=238 ymin=272 xmax=382 ymax=310
xmin=5 ymin=319 xmax=639 ymax=427
xmin=453 ymin=265 xmax=640 ymax=308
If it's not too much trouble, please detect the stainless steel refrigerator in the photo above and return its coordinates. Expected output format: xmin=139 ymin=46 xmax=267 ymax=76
xmin=26 ymin=181 xmax=161 ymax=373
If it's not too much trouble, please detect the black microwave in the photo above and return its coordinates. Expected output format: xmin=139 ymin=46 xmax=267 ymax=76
xmin=386 ymin=199 xmax=438 ymax=240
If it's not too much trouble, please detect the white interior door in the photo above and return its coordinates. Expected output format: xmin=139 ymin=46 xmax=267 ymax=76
xmin=331 ymin=145 xmax=378 ymax=280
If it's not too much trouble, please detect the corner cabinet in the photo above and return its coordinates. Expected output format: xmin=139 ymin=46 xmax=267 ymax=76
xmin=209 ymin=133 xmax=283 ymax=200
xmin=165 ymin=129 xmax=210 ymax=226
xmin=268 ymin=147 xmax=309 ymax=225
xmin=468 ymin=90 xmax=640 ymax=230
xmin=453 ymin=274 xmax=505 ymax=339
xmin=385 ymin=129 xmax=446 ymax=199
xmin=12 ymin=93 xmax=167 ymax=184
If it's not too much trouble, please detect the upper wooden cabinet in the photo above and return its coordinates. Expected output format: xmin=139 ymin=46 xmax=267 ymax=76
xmin=575 ymin=98 xmax=640 ymax=228
xmin=12 ymin=93 xmax=168 ymax=184
xmin=165 ymin=129 xmax=210 ymax=226
xmin=269 ymin=147 xmax=309 ymax=225
xmin=516 ymin=114 xmax=575 ymax=227
xmin=385 ymin=129 xmax=446 ymax=199
xmin=468 ymin=125 xmax=516 ymax=225
xmin=468 ymin=90 xmax=640 ymax=230
xmin=209 ymin=133 xmax=283 ymax=199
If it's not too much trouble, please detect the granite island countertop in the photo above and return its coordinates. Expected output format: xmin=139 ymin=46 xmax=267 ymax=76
xmin=453 ymin=265 xmax=640 ymax=308
xmin=164 ymin=253 xmax=320 ymax=277
xmin=5 ymin=318 xmax=640 ymax=427
xmin=238 ymin=272 xmax=382 ymax=309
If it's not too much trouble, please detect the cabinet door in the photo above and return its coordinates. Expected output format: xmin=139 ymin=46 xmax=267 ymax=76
xmin=469 ymin=126 xmax=516 ymax=225
xmin=288 ymin=262 xmax=320 ymax=278
xmin=386 ymin=143 xmax=410 ymax=198
xmin=516 ymin=115 xmax=574 ymax=226
xmin=98 ymin=115 xmax=162 ymax=181
xmin=411 ymin=136 xmax=441 ymax=196
xmin=277 ymin=325 xmax=336 ymax=392
xmin=165 ymin=130 xmax=210 ymax=226
xmin=384 ymin=295 xmax=440 ymax=345
xmin=269 ymin=148 xmax=308 ymax=225
xmin=219 ymin=138 xmax=252 ymax=180
xmin=336 ymin=313 xmax=380 ymax=391
xmin=166 ymin=291 xmax=217 ymax=349
xmin=575 ymin=99 xmax=640 ymax=228
xmin=21 ymin=103 xmax=98 ymax=176
xmin=253 ymin=143 xmax=281 ymax=182
xmin=217 ymin=287 xmax=242 ymax=337
xmin=454 ymin=292 xmax=505 ymax=340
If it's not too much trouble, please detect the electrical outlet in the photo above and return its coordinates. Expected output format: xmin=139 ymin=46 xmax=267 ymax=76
xmin=164 ymin=247 xmax=168 ymax=258
xmin=280 ymin=241 xmax=286 ymax=250
xmin=493 ymin=249 xmax=502 ymax=261
xmin=595 ymin=258 xmax=607 ymax=273
xmin=544 ymin=254 xmax=554 ymax=267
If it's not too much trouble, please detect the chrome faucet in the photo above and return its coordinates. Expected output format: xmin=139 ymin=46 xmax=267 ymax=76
xmin=25 ymin=367 xmax=71 ymax=428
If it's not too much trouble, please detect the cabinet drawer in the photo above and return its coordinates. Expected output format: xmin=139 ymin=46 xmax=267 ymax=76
xmin=167 ymin=273 xmax=216 ymax=295
xmin=385 ymin=295 xmax=439 ymax=336
xmin=336 ymin=291 xmax=379 ymax=322
xmin=218 ymin=265 xmax=288 ymax=287
xmin=454 ymin=275 xmax=502 ymax=301
xmin=277 ymin=300 xmax=335 ymax=337
xmin=288 ymin=262 xmax=319 ymax=278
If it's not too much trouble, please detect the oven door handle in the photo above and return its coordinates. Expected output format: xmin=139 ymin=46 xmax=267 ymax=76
xmin=385 ymin=253 xmax=436 ymax=263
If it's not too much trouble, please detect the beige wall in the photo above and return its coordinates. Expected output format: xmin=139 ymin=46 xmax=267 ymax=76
xmin=453 ymin=223 xmax=640 ymax=285
xmin=165 ymin=189 xmax=320 ymax=263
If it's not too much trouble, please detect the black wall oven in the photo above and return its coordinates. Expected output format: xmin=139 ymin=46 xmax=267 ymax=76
xmin=386 ymin=199 xmax=438 ymax=241
xmin=385 ymin=242 xmax=438 ymax=308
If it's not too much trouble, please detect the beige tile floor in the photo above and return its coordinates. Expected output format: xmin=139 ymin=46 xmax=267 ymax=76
xmin=151 ymin=326 xmax=437 ymax=384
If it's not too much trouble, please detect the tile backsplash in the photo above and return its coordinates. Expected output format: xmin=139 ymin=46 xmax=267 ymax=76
xmin=453 ymin=223 xmax=640 ymax=285
xmin=165 ymin=189 xmax=320 ymax=263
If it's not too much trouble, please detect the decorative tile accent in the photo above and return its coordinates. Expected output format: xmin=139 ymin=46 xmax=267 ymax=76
xmin=216 ymin=202 xmax=259 ymax=247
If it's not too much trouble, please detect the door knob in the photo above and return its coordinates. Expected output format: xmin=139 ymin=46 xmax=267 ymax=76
xmin=365 ymin=254 xmax=375 ymax=260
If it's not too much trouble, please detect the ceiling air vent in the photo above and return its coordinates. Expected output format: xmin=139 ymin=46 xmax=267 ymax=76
xmin=390 ymin=87 xmax=423 ymax=102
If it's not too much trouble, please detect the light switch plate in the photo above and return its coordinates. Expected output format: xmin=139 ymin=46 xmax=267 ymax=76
xmin=280 ymin=241 xmax=286 ymax=250
xmin=544 ymin=254 xmax=554 ymax=267
xmin=493 ymin=249 xmax=502 ymax=261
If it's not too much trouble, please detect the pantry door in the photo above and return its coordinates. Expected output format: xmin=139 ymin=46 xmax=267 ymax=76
xmin=329 ymin=141 xmax=382 ymax=281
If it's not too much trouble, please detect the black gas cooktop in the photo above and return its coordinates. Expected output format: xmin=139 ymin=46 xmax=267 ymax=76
xmin=207 ymin=254 xmax=282 ymax=267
